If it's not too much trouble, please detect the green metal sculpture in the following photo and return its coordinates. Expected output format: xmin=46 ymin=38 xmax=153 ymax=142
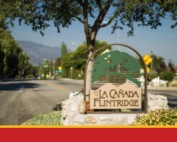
xmin=92 ymin=50 xmax=141 ymax=87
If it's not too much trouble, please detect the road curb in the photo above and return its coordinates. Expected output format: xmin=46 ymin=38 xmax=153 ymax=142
xmin=58 ymin=78 xmax=84 ymax=85
xmin=148 ymin=87 xmax=177 ymax=91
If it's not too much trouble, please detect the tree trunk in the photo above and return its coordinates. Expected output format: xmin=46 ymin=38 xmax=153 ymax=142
xmin=85 ymin=31 xmax=96 ymax=101
xmin=81 ymin=1 xmax=98 ymax=101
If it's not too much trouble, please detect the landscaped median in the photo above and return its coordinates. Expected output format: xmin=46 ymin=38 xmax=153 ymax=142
xmin=22 ymin=109 xmax=177 ymax=126
xmin=22 ymin=91 xmax=177 ymax=126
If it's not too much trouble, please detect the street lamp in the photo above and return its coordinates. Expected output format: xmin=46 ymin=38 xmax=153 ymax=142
xmin=52 ymin=59 xmax=56 ymax=79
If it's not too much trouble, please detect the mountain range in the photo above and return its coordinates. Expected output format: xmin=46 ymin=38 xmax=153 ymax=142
xmin=18 ymin=40 xmax=61 ymax=66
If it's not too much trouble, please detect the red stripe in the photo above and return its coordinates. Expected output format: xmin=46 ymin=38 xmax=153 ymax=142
xmin=0 ymin=128 xmax=176 ymax=141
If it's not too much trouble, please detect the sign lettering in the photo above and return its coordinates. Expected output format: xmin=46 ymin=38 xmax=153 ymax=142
xmin=90 ymin=82 xmax=141 ymax=109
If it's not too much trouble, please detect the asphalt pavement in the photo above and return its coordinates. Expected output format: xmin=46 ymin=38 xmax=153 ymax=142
xmin=0 ymin=79 xmax=83 ymax=125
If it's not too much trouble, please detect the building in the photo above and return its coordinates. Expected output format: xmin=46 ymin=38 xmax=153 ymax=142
xmin=175 ymin=66 xmax=177 ymax=78
xmin=149 ymin=76 xmax=168 ymax=87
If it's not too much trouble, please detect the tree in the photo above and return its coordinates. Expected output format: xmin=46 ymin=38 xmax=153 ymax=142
xmin=17 ymin=52 xmax=31 ymax=79
xmin=149 ymin=54 xmax=175 ymax=82
xmin=151 ymin=54 xmax=167 ymax=74
xmin=61 ymin=42 xmax=68 ymax=58
xmin=3 ymin=0 xmax=177 ymax=92
xmin=60 ymin=42 xmax=68 ymax=77
xmin=3 ymin=1 xmax=177 ymax=54
xmin=168 ymin=60 xmax=176 ymax=73
xmin=69 ymin=41 xmax=111 ymax=69
xmin=62 ymin=40 xmax=111 ymax=78
xmin=0 ymin=7 xmax=34 ymax=79
xmin=0 ymin=23 xmax=31 ymax=78
xmin=160 ymin=70 xmax=175 ymax=82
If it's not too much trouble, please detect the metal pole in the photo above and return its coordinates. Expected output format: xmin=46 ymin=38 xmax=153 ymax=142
xmin=70 ymin=67 xmax=73 ymax=78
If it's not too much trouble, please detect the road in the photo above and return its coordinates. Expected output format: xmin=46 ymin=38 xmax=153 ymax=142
xmin=0 ymin=79 xmax=177 ymax=125
xmin=0 ymin=79 xmax=83 ymax=125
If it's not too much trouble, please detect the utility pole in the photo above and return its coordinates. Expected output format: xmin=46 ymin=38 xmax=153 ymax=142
xmin=52 ymin=59 xmax=56 ymax=78
xmin=150 ymin=51 xmax=153 ymax=73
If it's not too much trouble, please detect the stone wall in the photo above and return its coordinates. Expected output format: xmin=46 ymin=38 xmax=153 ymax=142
xmin=61 ymin=92 xmax=169 ymax=126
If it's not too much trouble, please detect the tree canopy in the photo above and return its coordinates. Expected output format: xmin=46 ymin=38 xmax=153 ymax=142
xmin=2 ymin=0 xmax=177 ymax=54
xmin=0 ymin=16 xmax=31 ymax=78
xmin=61 ymin=42 xmax=68 ymax=58
xmin=148 ymin=54 xmax=175 ymax=82
xmin=0 ymin=29 xmax=31 ymax=78
xmin=62 ymin=40 xmax=111 ymax=78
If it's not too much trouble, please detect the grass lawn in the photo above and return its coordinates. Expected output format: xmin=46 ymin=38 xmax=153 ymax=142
xmin=22 ymin=111 xmax=61 ymax=126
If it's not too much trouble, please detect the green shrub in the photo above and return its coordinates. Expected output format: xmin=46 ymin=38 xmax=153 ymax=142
xmin=133 ymin=109 xmax=177 ymax=126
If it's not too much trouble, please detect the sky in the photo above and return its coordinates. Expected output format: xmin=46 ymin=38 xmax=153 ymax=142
xmin=10 ymin=17 xmax=177 ymax=65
